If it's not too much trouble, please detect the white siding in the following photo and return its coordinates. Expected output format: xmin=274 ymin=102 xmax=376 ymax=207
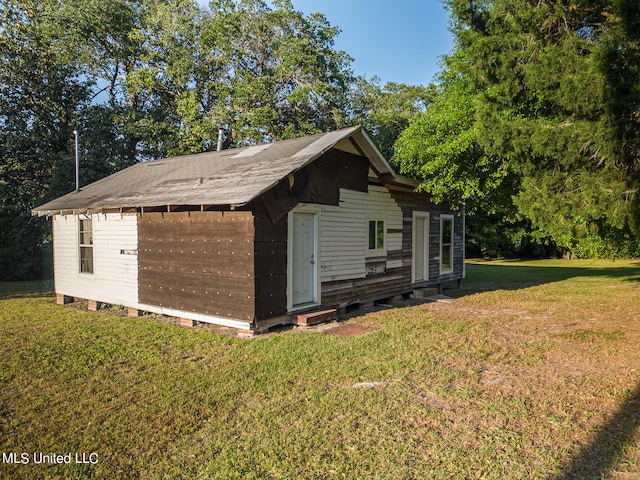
xmin=319 ymin=185 xmax=403 ymax=282
xmin=53 ymin=213 xmax=138 ymax=306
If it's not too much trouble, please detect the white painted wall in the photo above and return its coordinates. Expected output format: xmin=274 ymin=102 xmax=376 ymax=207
xmin=53 ymin=213 xmax=138 ymax=306
xmin=318 ymin=185 xmax=403 ymax=282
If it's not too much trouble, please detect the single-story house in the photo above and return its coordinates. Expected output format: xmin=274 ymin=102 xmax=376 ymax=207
xmin=33 ymin=126 xmax=465 ymax=333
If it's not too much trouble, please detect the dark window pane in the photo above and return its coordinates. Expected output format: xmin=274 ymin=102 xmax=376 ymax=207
xmin=80 ymin=247 xmax=94 ymax=273
xmin=79 ymin=219 xmax=94 ymax=273
xmin=369 ymin=221 xmax=376 ymax=249
xmin=377 ymin=221 xmax=385 ymax=249
xmin=442 ymin=247 xmax=451 ymax=270
xmin=442 ymin=219 xmax=452 ymax=245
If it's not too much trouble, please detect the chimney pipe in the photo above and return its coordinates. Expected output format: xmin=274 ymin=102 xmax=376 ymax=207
xmin=216 ymin=128 xmax=225 ymax=151
xmin=73 ymin=129 xmax=79 ymax=192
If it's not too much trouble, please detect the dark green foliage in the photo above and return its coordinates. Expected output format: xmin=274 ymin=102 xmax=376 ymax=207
xmin=396 ymin=0 xmax=640 ymax=258
xmin=0 ymin=213 xmax=49 ymax=280
xmin=58 ymin=0 xmax=207 ymax=160
xmin=466 ymin=213 xmax=556 ymax=259
xmin=75 ymin=106 xmax=134 ymax=185
xmin=0 ymin=0 xmax=90 ymax=279
xmin=197 ymin=0 xmax=355 ymax=147
xmin=395 ymin=59 xmax=513 ymax=211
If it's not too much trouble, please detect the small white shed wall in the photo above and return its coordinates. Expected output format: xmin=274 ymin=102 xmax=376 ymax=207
xmin=53 ymin=213 xmax=138 ymax=306
xmin=318 ymin=185 xmax=403 ymax=282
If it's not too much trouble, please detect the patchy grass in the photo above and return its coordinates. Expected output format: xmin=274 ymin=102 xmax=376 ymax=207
xmin=1 ymin=259 xmax=639 ymax=479
xmin=556 ymin=328 xmax=625 ymax=343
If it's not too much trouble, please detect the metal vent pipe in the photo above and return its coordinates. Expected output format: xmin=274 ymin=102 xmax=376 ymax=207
xmin=216 ymin=128 xmax=225 ymax=151
xmin=73 ymin=130 xmax=79 ymax=191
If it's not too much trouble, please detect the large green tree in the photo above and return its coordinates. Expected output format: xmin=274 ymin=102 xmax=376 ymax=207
xmin=395 ymin=53 xmax=511 ymax=211
xmin=192 ymin=0 xmax=354 ymax=147
xmin=61 ymin=0 xmax=356 ymax=152
xmin=0 ymin=0 xmax=90 ymax=279
xmin=349 ymin=77 xmax=435 ymax=161
xmin=397 ymin=0 xmax=640 ymax=257
xmin=60 ymin=0 xmax=204 ymax=160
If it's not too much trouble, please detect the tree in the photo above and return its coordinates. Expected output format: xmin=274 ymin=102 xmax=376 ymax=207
xmin=397 ymin=0 xmax=640 ymax=258
xmin=61 ymin=0 xmax=356 ymax=153
xmin=195 ymin=0 xmax=355 ymax=147
xmin=0 ymin=0 xmax=90 ymax=279
xmin=394 ymin=52 xmax=512 ymax=211
xmin=60 ymin=0 xmax=204 ymax=160
xmin=2 ymin=0 xmax=429 ymax=279
xmin=349 ymin=77 xmax=435 ymax=161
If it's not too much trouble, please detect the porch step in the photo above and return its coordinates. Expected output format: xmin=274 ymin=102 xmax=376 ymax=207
xmin=412 ymin=287 xmax=439 ymax=299
xmin=293 ymin=309 xmax=337 ymax=327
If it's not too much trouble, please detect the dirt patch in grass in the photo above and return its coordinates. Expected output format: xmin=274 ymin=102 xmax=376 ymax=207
xmin=323 ymin=323 xmax=373 ymax=337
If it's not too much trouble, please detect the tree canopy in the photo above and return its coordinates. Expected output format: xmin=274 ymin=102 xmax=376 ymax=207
xmin=1 ymin=0 xmax=430 ymax=279
xmin=396 ymin=0 xmax=640 ymax=257
xmin=350 ymin=77 xmax=435 ymax=161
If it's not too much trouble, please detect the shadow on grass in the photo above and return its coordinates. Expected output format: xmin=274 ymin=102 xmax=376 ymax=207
xmin=553 ymin=379 xmax=640 ymax=480
xmin=462 ymin=261 xmax=640 ymax=293
xmin=0 ymin=280 xmax=54 ymax=300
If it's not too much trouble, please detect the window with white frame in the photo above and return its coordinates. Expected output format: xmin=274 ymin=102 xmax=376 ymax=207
xmin=368 ymin=220 xmax=385 ymax=251
xmin=440 ymin=215 xmax=454 ymax=274
xmin=79 ymin=218 xmax=94 ymax=274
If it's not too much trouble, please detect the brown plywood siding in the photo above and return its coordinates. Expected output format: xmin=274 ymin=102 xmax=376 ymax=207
xmin=252 ymin=200 xmax=288 ymax=320
xmin=250 ymin=149 xmax=366 ymax=320
xmin=138 ymin=211 xmax=255 ymax=320
xmin=390 ymin=191 xmax=465 ymax=283
xmin=258 ymin=148 xmax=368 ymax=225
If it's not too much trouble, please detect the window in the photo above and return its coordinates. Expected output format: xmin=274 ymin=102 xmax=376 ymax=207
xmin=440 ymin=215 xmax=454 ymax=274
xmin=79 ymin=218 xmax=94 ymax=273
xmin=368 ymin=220 xmax=385 ymax=250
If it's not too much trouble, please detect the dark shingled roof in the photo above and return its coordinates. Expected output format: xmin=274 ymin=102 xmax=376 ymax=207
xmin=33 ymin=126 xmax=413 ymax=215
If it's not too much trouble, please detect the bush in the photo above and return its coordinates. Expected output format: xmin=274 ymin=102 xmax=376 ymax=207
xmin=0 ymin=212 xmax=51 ymax=281
xmin=466 ymin=213 xmax=557 ymax=259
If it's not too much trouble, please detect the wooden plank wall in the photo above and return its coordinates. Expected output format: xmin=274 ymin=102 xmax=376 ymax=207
xmin=321 ymin=266 xmax=412 ymax=307
xmin=318 ymin=186 xmax=403 ymax=283
xmin=318 ymin=185 xmax=406 ymax=307
xmin=138 ymin=211 xmax=256 ymax=321
xmin=322 ymin=190 xmax=465 ymax=308
xmin=52 ymin=213 xmax=139 ymax=306
xmin=252 ymin=201 xmax=288 ymax=320
xmin=390 ymin=190 xmax=465 ymax=283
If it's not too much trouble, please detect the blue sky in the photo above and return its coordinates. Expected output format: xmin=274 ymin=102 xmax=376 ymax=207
xmin=197 ymin=1 xmax=454 ymax=87
xmin=289 ymin=0 xmax=454 ymax=86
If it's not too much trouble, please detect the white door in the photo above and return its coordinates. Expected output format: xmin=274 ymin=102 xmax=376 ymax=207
xmin=292 ymin=212 xmax=316 ymax=306
xmin=413 ymin=213 xmax=429 ymax=282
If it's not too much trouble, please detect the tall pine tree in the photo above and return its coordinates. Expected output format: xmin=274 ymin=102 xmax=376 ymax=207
xmin=397 ymin=0 xmax=640 ymax=257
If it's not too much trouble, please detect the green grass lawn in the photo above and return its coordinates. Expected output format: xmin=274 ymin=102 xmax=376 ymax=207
xmin=1 ymin=259 xmax=639 ymax=479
